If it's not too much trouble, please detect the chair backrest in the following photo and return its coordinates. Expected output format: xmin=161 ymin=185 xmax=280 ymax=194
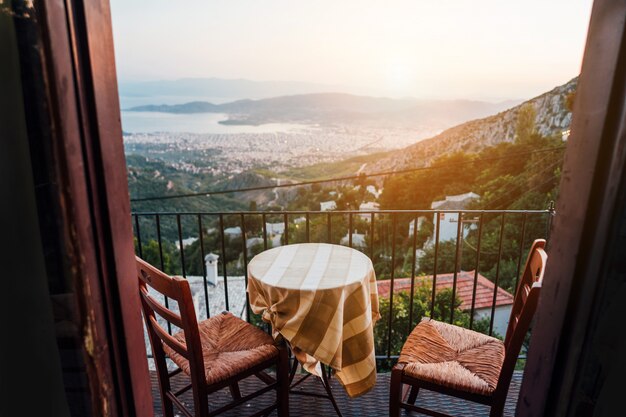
xmin=495 ymin=239 xmax=547 ymax=397
xmin=136 ymin=257 xmax=208 ymax=408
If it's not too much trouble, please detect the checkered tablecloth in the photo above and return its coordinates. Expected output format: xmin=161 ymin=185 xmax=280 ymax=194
xmin=247 ymin=243 xmax=380 ymax=397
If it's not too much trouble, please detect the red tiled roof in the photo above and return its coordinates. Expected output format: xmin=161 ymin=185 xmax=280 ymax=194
xmin=376 ymin=271 xmax=514 ymax=310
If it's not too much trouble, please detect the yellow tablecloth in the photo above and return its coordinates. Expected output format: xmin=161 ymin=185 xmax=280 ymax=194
xmin=247 ymin=243 xmax=380 ymax=398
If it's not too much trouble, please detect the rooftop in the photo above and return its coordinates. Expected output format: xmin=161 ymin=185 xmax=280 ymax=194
xmin=431 ymin=192 xmax=480 ymax=210
xmin=377 ymin=270 xmax=514 ymax=310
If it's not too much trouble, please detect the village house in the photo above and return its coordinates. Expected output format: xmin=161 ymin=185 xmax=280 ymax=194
xmin=320 ymin=200 xmax=337 ymax=211
xmin=377 ymin=270 xmax=514 ymax=336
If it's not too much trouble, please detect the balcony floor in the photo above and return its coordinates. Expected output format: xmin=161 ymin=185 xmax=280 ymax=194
xmin=150 ymin=369 xmax=522 ymax=416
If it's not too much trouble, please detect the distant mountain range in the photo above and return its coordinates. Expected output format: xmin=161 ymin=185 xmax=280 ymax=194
xmin=118 ymin=77 xmax=335 ymax=101
xmin=126 ymin=93 xmax=520 ymax=129
xmin=363 ymin=77 xmax=577 ymax=174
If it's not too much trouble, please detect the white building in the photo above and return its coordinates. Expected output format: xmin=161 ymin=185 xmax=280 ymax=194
xmin=265 ymin=222 xmax=285 ymax=235
xmin=408 ymin=216 xmax=427 ymax=237
xmin=340 ymin=232 xmax=367 ymax=248
xmin=223 ymin=226 xmax=242 ymax=237
xmin=358 ymin=201 xmax=380 ymax=221
xmin=293 ymin=216 xmax=307 ymax=225
xmin=366 ymin=185 xmax=381 ymax=199
xmin=320 ymin=200 xmax=337 ymax=211
xmin=246 ymin=237 xmax=265 ymax=255
xmin=176 ymin=236 xmax=198 ymax=249
xmin=430 ymin=192 xmax=480 ymax=243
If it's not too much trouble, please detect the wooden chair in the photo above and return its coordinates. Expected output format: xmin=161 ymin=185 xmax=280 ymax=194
xmin=389 ymin=239 xmax=547 ymax=417
xmin=137 ymin=257 xmax=289 ymax=417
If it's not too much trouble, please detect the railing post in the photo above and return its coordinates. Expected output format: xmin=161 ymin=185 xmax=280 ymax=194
xmin=430 ymin=212 xmax=441 ymax=318
xmin=408 ymin=216 xmax=419 ymax=332
xmin=450 ymin=211 xmax=464 ymax=323
xmin=348 ymin=212 xmax=353 ymax=248
xmin=490 ymin=213 xmax=506 ymax=336
xmin=546 ymin=200 xmax=556 ymax=241
xmin=219 ymin=214 xmax=229 ymax=311
xmin=241 ymin=213 xmax=251 ymax=322
xmin=387 ymin=213 xmax=397 ymax=358
xmin=134 ymin=215 xmax=143 ymax=258
xmin=262 ymin=213 xmax=268 ymax=250
xmin=176 ymin=214 xmax=186 ymax=278
xmin=306 ymin=212 xmax=310 ymax=243
xmin=155 ymin=214 xmax=172 ymax=334
xmin=198 ymin=214 xmax=210 ymax=319
xmin=469 ymin=213 xmax=484 ymax=330
xmin=514 ymin=212 xmax=528 ymax=297
xmin=283 ymin=213 xmax=289 ymax=245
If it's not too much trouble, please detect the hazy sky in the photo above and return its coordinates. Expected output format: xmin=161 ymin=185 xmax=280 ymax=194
xmin=110 ymin=0 xmax=593 ymax=101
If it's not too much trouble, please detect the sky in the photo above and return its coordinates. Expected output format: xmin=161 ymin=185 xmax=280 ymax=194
xmin=110 ymin=0 xmax=593 ymax=101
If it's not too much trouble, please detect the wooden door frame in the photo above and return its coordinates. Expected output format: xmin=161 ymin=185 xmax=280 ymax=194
xmin=35 ymin=0 xmax=153 ymax=415
xmin=517 ymin=0 xmax=626 ymax=415
xmin=30 ymin=0 xmax=626 ymax=415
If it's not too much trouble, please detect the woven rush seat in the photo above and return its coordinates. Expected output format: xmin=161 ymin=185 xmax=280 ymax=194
xmin=398 ymin=318 xmax=505 ymax=396
xmin=390 ymin=240 xmax=547 ymax=417
xmin=163 ymin=312 xmax=279 ymax=385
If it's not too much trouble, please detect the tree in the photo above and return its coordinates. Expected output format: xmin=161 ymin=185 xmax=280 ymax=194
xmin=134 ymin=238 xmax=181 ymax=275
xmin=417 ymin=240 xmax=476 ymax=275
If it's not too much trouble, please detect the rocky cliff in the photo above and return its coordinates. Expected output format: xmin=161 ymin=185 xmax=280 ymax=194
xmin=365 ymin=77 xmax=577 ymax=174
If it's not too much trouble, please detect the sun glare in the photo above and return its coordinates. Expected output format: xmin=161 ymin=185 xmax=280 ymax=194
xmin=384 ymin=59 xmax=417 ymax=95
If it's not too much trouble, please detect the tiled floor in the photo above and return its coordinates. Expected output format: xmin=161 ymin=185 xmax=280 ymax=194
xmin=150 ymin=369 xmax=522 ymax=416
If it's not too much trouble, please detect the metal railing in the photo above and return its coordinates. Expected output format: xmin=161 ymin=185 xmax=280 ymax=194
xmin=132 ymin=208 xmax=554 ymax=364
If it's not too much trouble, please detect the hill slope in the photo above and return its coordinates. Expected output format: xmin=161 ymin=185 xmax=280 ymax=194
xmin=364 ymin=77 xmax=577 ymax=173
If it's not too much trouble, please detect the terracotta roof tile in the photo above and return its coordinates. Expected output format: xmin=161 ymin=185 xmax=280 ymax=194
xmin=376 ymin=271 xmax=514 ymax=310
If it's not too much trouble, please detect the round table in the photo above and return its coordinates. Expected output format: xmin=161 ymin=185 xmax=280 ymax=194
xmin=247 ymin=243 xmax=380 ymax=400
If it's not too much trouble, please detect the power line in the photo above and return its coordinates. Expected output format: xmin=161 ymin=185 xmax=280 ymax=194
xmin=461 ymin=170 xmax=562 ymax=256
xmin=482 ymin=155 xmax=563 ymax=210
xmin=130 ymin=145 xmax=565 ymax=202
xmin=490 ymin=159 xmax=563 ymax=210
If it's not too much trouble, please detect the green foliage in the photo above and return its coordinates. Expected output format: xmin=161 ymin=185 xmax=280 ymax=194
xmin=374 ymin=285 xmax=501 ymax=370
xmin=127 ymin=154 xmax=247 ymax=241
xmin=374 ymin=286 xmax=465 ymax=358
xmin=418 ymin=240 xmax=476 ymax=275
xmin=134 ymin=237 xmax=181 ymax=275
xmin=377 ymin=117 xmax=563 ymax=292
xmin=379 ymin=152 xmax=478 ymax=211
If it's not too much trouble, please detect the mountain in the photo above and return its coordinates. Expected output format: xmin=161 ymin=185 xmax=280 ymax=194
xmin=118 ymin=77 xmax=335 ymax=101
xmin=127 ymin=101 xmax=221 ymax=114
xmin=363 ymin=77 xmax=577 ymax=174
xmin=127 ymin=93 xmax=520 ymax=128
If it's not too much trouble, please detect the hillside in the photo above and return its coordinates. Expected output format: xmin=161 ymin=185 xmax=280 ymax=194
xmin=364 ymin=77 xmax=577 ymax=174
xmin=127 ymin=154 xmax=247 ymax=212
xmin=127 ymin=93 xmax=519 ymax=128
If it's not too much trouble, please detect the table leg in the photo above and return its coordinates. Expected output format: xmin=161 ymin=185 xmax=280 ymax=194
xmin=321 ymin=364 xmax=344 ymax=417
xmin=288 ymin=355 xmax=344 ymax=417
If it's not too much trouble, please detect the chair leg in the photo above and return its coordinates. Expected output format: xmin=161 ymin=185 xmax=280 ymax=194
xmin=229 ymin=383 xmax=241 ymax=400
xmin=407 ymin=386 xmax=419 ymax=405
xmin=276 ymin=344 xmax=290 ymax=417
xmin=390 ymin=364 xmax=405 ymax=417
xmin=154 ymin=357 xmax=174 ymax=417
xmin=489 ymin=398 xmax=505 ymax=417
xmin=161 ymin=391 xmax=175 ymax=417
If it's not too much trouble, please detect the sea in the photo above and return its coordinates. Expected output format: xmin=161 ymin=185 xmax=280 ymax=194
xmin=119 ymin=95 xmax=310 ymax=134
